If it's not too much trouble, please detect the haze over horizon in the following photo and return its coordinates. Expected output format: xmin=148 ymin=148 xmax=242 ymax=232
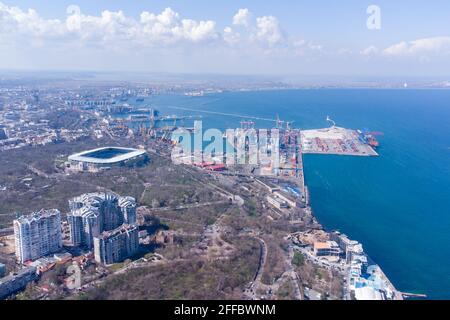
xmin=1 ymin=1 xmax=450 ymax=77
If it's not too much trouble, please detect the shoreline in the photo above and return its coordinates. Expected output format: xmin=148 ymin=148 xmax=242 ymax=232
xmin=299 ymin=146 xmax=401 ymax=300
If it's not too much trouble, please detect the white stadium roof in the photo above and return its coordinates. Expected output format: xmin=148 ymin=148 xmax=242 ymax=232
xmin=68 ymin=147 xmax=147 ymax=164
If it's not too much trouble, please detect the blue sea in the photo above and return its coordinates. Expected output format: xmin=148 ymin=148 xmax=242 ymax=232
xmin=138 ymin=89 xmax=450 ymax=299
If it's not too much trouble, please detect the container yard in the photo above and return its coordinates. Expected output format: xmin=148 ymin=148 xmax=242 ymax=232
xmin=300 ymin=125 xmax=379 ymax=157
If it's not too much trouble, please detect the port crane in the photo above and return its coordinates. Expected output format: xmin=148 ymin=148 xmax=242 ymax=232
xmin=275 ymin=114 xmax=295 ymax=130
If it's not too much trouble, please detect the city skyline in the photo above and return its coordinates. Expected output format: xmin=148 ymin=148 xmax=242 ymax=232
xmin=1 ymin=1 xmax=450 ymax=76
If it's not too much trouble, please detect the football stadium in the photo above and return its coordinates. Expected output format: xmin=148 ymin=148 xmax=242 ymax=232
xmin=68 ymin=147 xmax=149 ymax=172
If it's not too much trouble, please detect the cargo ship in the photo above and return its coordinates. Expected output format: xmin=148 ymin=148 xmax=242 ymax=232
xmin=358 ymin=130 xmax=380 ymax=148
xmin=366 ymin=134 xmax=379 ymax=148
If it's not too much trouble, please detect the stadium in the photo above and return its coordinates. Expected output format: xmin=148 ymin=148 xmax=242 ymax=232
xmin=68 ymin=147 xmax=149 ymax=172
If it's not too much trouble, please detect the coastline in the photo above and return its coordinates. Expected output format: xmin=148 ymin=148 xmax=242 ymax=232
xmin=305 ymin=199 xmax=404 ymax=300
xmin=300 ymin=145 xmax=401 ymax=300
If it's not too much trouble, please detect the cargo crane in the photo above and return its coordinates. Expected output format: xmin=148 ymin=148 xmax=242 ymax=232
xmin=275 ymin=114 xmax=295 ymax=130
xmin=359 ymin=129 xmax=383 ymax=148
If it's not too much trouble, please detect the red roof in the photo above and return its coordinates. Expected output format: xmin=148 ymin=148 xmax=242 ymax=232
xmin=208 ymin=164 xmax=226 ymax=171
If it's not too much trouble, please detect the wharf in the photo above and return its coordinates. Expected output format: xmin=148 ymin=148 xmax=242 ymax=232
xmin=301 ymin=126 xmax=379 ymax=157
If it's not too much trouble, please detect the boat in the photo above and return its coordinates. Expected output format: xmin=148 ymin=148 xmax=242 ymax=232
xmin=365 ymin=134 xmax=379 ymax=148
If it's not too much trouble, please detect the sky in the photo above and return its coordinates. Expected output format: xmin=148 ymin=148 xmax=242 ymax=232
xmin=1 ymin=0 xmax=450 ymax=77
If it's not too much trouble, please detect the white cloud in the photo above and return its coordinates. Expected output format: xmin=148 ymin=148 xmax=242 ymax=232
xmin=226 ymin=9 xmax=286 ymax=49
xmin=289 ymin=39 xmax=324 ymax=56
xmin=0 ymin=2 xmax=66 ymax=37
xmin=232 ymin=8 xmax=251 ymax=27
xmin=382 ymin=41 xmax=409 ymax=56
xmin=383 ymin=37 xmax=450 ymax=56
xmin=0 ymin=2 xmax=298 ymax=52
xmin=361 ymin=45 xmax=378 ymax=56
xmin=0 ymin=2 xmax=334 ymax=73
xmin=254 ymin=16 xmax=284 ymax=47
xmin=223 ymin=26 xmax=240 ymax=45
xmin=0 ymin=3 xmax=218 ymax=47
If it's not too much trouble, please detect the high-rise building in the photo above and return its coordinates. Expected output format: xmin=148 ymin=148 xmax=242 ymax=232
xmin=14 ymin=209 xmax=62 ymax=264
xmin=94 ymin=224 xmax=139 ymax=265
xmin=67 ymin=206 xmax=102 ymax=249
xmin=119 ymin=196 xmax=137 ymax=226
xmin=67 ymin=193 xmax=137 ymax=249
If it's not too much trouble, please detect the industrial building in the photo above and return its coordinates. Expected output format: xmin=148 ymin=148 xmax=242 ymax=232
xmin=14 ymin=209 xmax=62 ymax=264
xmin=273 ymin=191 xmax=297 ymax=208
xmin=67 ymin=193 xmax=137 ymax=249
xmin=68 ymin=146 xmax=149 ymax=172
xmin=94 ymin=224 xmax=139 ymax=265
xmin=266 ymin=195 xmax=288 ymax=210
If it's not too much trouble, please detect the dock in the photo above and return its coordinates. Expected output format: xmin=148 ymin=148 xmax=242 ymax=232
xmin=301 ymin=126 xmax=378 ymax=156
xmin=400 ymin=292 xmax=428 ymax=299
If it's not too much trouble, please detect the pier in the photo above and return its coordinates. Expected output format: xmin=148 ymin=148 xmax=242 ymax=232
xmin=400 ymin=292 xmax=428 ymax=299
xmin=301 ymin=126 xmax=379 ymax=157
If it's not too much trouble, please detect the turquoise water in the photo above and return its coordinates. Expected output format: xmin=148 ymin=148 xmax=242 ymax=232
xmin=141 ymin=89 xmax=450 ymax=299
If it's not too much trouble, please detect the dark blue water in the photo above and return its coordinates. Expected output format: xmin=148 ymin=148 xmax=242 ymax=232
xmin=140 ymin=89 xmax=450 ymax=299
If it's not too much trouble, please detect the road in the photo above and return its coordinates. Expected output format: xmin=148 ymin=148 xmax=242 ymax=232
xmin=144 ymin=200 xmax=229 ymax=212
xmin=244 ymin=236 xmax=302 ymax=300
xmin=243 ymin=236 xmax=267 ymax=300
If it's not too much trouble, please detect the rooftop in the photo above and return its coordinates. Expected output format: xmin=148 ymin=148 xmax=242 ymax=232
xmin=95 ymin=224 xmax=138 ymax=240
xmin=14 ymin=209 xmax=60 ymax=224
xmin=314 ymin=241 xmax=339 ymax=250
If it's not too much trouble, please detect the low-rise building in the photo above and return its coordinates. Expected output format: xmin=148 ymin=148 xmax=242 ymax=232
xmin=0 ymin=266 xmax=37 ymax=300
xmin=255 ymin=179 xmax=280 ymax=193
xmin=354 ymin=286 xmax=383 ymax=300
xmin=273 ymin=191 xmax=297 ymax=208
xmin=313 ymin=241 xmax=341 ymax=257
xmin=266 ymin=195 xmax=288 ymax=210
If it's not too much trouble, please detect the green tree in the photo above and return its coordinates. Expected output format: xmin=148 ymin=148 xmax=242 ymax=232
xmin=292 ymin=252 xmax=305 ymax=267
